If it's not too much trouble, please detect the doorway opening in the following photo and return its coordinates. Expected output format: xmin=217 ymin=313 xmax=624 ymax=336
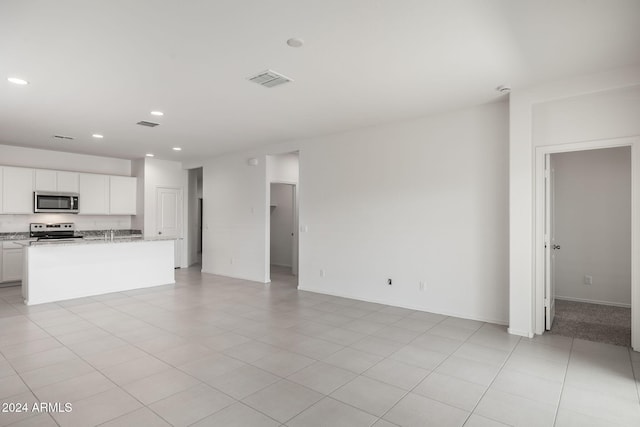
xmin=270 ymin=183 xmax=297 ymax=288
xmin=535 ymin=137 xmax=639 ymax=351
xmin=266 ymin=152 xmax=299 ymax=288
xmin=544 ymin=147 xmax=631 ymax=347
xmin=187 ymin=167 xmax=203 ymax=268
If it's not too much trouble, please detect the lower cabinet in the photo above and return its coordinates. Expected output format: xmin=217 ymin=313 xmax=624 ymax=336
xmin=1 ymin=241 xmax=28 ymax=283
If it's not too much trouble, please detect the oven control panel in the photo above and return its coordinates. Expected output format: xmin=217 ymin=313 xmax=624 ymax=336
xmin=30 ymin=223 xmax=75 ymax=232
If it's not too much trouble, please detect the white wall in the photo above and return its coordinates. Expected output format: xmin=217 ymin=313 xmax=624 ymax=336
xmin=267 ymin=152 xmax=299 ymax=183
xmin=0 ymin=144 xmax=131 ymax=175
xmin=0 ymin=144 xmax=134 ymax=232
xmin=299 ymin=102 xmax=508 ymax=323
xmin=202 ymin=101 xmax=509 ymax=323
xmin=509 ymin=64 xmax=640 ymax=338
xmin=533 ymin=85 xmax=640 ymax=147
xmin=270 ymin=183 xmax=294 ymax=267
xmin=202 ymin=153 xmax=268 ymax=282
xmin=553 ymin=147 xmax=631 ymax=306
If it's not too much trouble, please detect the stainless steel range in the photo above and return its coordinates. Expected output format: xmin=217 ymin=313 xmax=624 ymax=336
xmin=30 ymin=223 xmax=84 ymax=242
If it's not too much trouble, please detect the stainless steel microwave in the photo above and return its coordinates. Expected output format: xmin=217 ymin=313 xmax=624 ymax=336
xmin=34 ymin=192 xmax=79 ymax=213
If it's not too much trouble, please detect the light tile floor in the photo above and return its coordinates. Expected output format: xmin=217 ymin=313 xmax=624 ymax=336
xmin=0 ymin=266 xmax=638 ymax=426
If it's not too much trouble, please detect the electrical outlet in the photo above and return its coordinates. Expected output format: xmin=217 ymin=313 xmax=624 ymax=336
xmin=584 ymin=275 xmax=593 ymax=285
xmin=320 ymin=269 xmax=325 ymax=277
xmin=419 ymin=281 xmax=425 ymax=291
xmin=387 ymin=278 xmax=392 ymax=286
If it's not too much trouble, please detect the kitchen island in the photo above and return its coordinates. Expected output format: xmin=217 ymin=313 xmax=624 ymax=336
xmin=21 ymin=238 xmax=175 ymax=305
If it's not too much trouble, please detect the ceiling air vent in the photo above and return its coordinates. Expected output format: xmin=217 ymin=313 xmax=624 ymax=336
xmin=137 ymin=121 xmax=160 ymax=127
xmin=248 ymin=69 xmax=293 ymax=88
xmin=52 ymin=135 xmax=75 ymax=140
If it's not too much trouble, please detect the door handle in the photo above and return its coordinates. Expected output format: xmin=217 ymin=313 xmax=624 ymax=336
xmin=552 ymin=244 xmax=561 ymax=250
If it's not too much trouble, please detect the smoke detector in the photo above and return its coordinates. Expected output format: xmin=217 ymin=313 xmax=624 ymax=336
xmin=248 ymin=70 xmax=293 ymax=88
xmin=287 ymin=38 xmax=304 ymax=48
xmin=496 ymin=85 xmax=511 ymax=94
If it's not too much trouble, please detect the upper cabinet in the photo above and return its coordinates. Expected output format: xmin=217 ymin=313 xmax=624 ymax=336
xmin=2 ymin=167 xmax=34 ymax=214
xmin=35 ymin=170 xmax=80 ymax=193
xmin=79 ymin=173 xmax=110 ymax=215
xmin=58 ymin=172 xmax=80 ymax=193
xmin=109 ymin=176 xmax=137 ymax=215
xmin=0 ymin=165 xmax=136 ymax=216
xmin=34 ymin=169 xmax=56 ymax=192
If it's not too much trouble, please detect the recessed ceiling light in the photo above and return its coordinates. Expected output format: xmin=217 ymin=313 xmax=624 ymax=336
xmin=150 ymin=111 xmax=164 ymax=116
xmin=146 ymin=153 xmax=155 ymax=157
xmin=286 ymin=38 xmax=304 ymax=48
xmin=7 ymin=77 xmax=29 ymax=85
xmin=172 ymin=147 xmax=182 ymax=151
xmin=92 ymin=134 xmax=104 ymax=139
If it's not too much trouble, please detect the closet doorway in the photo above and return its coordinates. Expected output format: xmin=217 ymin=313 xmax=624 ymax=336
xmin=537 ymin=141 xmax=636 ymax=348
xmin=546 ymin=147 xmax=631 ymax=345
xmin=270 ymin=183 xmax=298 ymax=288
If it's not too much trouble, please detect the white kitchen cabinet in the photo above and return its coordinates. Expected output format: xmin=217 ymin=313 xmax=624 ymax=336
xmin=2 ymin=241 xmax=27 ymax=283
xmin=34 ymin=169 xmax=57 ymax=192
xmin=2 ymin=167 xmax=34 ymax=214
xmin=57 ymin=171 xmax=80 ymax=193
xmin=109 ymin=176 xmax=137 ymax=215
xmin=35 ymin=169 xmax=80 ymax=193
xmin=79 ymin=173 xmax=110 ymax=214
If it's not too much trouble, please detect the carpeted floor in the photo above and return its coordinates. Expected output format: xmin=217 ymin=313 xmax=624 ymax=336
xmin=548 ymin=299 xmax=631 ymax=347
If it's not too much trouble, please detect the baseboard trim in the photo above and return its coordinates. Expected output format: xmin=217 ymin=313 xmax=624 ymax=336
xmin=555 ymin=296 xmax=631 ymax=308
xmin=200 ymin=269 xmax=268 ymax=284
xmin=298 ymin=285 xmax=508 ymax=326
xmin=507 ymin=328 xmax=534 ymax=338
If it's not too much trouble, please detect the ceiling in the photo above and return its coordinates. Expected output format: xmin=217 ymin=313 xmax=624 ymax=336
xmin=1 ymin=0 xmax=639 ymax=162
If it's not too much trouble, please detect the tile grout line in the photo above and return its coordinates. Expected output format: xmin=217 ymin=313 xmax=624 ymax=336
xmin=1 ymin=310 xmax=68 ymax=426
xmin=551 ymin=336 xmax=575 ymax=427
xmin=251 ymin=310 xmax=435 ymax=425
xmin=455 ymin=332 xmax=522 ymax=427
xmin=4 ymin=287 xmax=237 ymax=426
xmin=249 ymin=310 xmax=450 ymax=425
xmin=627 ymin=347 xmax=640 ymax=405
xmin=373 ymin=321 xmax=494 ymax=425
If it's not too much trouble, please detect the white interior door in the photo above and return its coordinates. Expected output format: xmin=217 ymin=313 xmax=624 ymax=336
xmin=157 ymin=187 xmax=182 ymax=268
xmin=545 ymin=154 xmax=557 ymax=330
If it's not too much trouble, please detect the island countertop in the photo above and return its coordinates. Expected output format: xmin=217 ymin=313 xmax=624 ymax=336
xmin=22 ymin=238 xmax=176 ymax=305
xmin=0 ymin=229 xmax=142 ymax=241
xmin=14 ymin=235 xmax=180 ymax=247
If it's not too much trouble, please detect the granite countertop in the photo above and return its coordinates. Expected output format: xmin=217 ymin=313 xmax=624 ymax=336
xmin=0 ymin=232 xmax=30 ymax=241
xmin=0 ymin=229 xmax=142 ymax=242
xmin=76 ymin=229 xmax=142 ymax=239
xmin=16 ymin=235 xmax=180 ymax=247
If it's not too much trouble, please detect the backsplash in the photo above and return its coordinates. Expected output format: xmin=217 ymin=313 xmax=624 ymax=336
xmin=0 ymin=214 xmax=132 ymax=233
